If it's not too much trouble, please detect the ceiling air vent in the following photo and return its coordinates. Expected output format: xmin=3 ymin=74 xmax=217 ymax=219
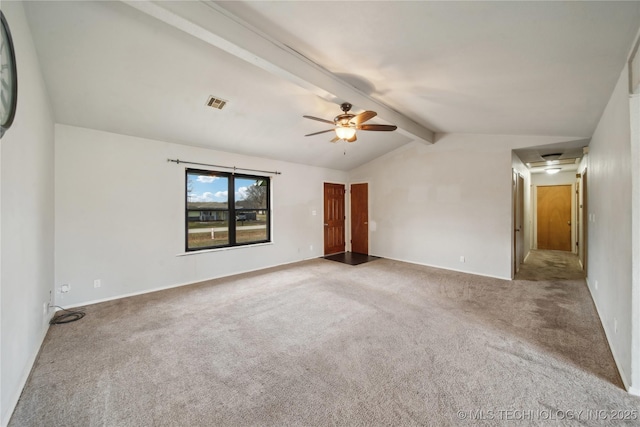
xmin=206 ymin=96 xmax=227 ymax=110
xmin=540 ymin=153 xmax=562 ymax=161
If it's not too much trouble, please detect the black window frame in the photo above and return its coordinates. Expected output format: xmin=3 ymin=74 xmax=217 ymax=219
xmin=185 ymin=168 xmax=271 ymax=252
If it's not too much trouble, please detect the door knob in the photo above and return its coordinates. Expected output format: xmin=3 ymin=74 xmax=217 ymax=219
xmin=324 ymin=223 xmax=328 ymax=226
xmin=568 ymin=221 xmax=571 ymax=225
xmin=364 ymin=222 xmax=368 ymax=225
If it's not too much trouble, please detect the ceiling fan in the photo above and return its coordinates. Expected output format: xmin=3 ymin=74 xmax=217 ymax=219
xmin=303 ymin=102 xmax=397 ymax=143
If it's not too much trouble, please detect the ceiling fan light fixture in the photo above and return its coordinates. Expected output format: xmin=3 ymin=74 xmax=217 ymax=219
xmin=303 ymin=102 xmax=396 ymax=143
xmin=335 ymin=126 xmax=356 ymax=140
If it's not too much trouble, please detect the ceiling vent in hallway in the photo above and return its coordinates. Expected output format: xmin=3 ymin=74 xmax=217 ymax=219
xmin=205 ymin=96 xmax=228 ymax=110
xmin=540 ymin=153 xmax=562 ymax=161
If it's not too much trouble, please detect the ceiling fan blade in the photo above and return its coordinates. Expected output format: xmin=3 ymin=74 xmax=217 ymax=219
xmin=303 ymin=115 xmax=335 ymax=125
xmin=305 ymin=129 xmax=335 ymax=137
xmin=358 ymin=124 xmax=398 ymax=132
xmin=330 ymin=136 xmax=340 ymax=143
xmin=347 ymin=134 xmax=357 ymax=143
xmin=351 ymin=110 xmax=376 ymax=125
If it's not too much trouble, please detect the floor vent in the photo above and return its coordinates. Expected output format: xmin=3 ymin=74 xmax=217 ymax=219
xmin=206 ymin=96 xmax=227 ymax=110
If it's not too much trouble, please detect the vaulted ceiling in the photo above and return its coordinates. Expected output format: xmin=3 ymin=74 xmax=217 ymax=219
xmin=23 ymin=1 xmax=640 ymax=170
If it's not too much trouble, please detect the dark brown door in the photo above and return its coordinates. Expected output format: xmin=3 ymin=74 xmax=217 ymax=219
xmin=351 ymin=183 xmax=368 ymax=255
xmin=513 ymin=172 xmax=525 ymax=273
xmin=324 ymin=183 xmax=345 ymax=255
xmin=537 ymin=185 xmax=572 ymax=251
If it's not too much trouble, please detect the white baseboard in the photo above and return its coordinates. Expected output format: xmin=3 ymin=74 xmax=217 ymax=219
xmin=2 ymin=322 xmax=50 ymax=427
xmin=65 ymin=254 xmax=512 ymax=310
xmin=377 ymin=255 xmax=512 ymax=281
xmin=629 ymin=386 xmax=640 ymax=397
xmin=585 ymin=277 xmax=631 ymax=391
xmin=62 ymin=256 xmax=318 ymax=310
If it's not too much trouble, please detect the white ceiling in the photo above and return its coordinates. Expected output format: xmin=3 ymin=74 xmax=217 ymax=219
xmin=514 ymin=139 xmax=589 ymax=174
xmin=23 ymin=1 xmax=640 ymax=171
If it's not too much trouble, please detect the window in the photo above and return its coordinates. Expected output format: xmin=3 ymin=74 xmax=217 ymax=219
xmin=185 ymin=169 xmax=270 ymax=251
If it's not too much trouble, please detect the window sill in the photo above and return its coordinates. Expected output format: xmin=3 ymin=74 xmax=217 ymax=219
xmin=176 ymin=241 xmax=274 ymax=257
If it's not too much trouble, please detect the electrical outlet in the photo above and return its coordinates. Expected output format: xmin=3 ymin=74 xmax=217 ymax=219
xmin=309 ymin=245 xmax=313 ymax=251
xmin=459 ymin=256 xmax=465 ymax=263
xmin=43 ymin=302 xmax=48 ymax=316
xmin=594 ymin=280 xmax=598 ymax=290
xmin=94 ymin=279 xmax=101 ymax=288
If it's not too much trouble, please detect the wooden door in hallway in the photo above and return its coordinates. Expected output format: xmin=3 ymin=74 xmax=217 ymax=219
xmin=513 ymin=172 xmax=525 ymax=273
xmin=324 ymin=183 xmax=345 ymax=255
xmin=537 ymin=185 xmax=572 ymax=251
xmin=350 ymin=183 xmax=368 ymax=255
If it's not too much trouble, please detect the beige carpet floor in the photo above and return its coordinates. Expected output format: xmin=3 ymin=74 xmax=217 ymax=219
xmin=10 ymin=255 xmax=640 ymax=426
xmin=515 ymin=249 xmax=586 ymax=281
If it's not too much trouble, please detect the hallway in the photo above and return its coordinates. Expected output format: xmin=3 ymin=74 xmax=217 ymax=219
xmin=515 ymin=249 xmax=585 ymax=281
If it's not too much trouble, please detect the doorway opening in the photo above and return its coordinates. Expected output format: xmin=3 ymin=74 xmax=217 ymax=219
xmin=517 ymin=175 xmax=588 ymax=281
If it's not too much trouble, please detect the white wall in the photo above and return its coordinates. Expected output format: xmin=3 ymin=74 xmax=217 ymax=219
xmin=0 ymin=2 xmax=55 ymax=424
xmin=631 ymin=91 xmax=640 ymax=396
xmin=586 ymin=64 xmax=633 ymax=389
xmin=54 ymin=125 xmax=347 ymax=307
xmin=348 ymin=134 xmax=571 ymax=279
xmin=629 ymin=27 xmax=640 ymax=397
xmin=530 ymin=170 xmax=576 ymax=186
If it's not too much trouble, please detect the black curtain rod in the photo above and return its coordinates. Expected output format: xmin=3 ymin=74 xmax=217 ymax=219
xmin=167 ymin=159 xmax=281 ymax=175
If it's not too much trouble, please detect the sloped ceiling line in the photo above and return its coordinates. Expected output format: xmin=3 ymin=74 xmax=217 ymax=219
xmin=121 ymin=0 xmax=435 ymax=144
